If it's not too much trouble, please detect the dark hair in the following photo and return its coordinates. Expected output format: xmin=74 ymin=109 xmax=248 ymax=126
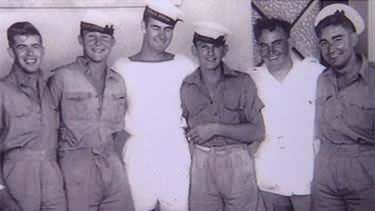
xmin=7 ymin=22 xmax=42 ymax=47
xmin=253 ymin=18 xmax=291 ymax=41
xmin=315 ymin=10 xmax=356 ymax=36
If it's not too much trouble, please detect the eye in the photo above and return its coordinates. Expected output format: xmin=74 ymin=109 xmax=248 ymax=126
xmin=165 ymin=27 xmax=173 ymax=33
xmin=15 ymin=45 xmax=27 ymax=51
xmin=151 ymin=25 xmax=160 ymax=31
xmin=319 ymin=41 xmax=328 ymax=48
xmin=32 ymin=44 xmax=42 ymax=49
xmin=101 ymin=35 xmax=112 ymax=41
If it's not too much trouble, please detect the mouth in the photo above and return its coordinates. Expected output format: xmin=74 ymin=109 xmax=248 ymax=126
xmin=24 ymin=58 xmax=38 ymax=65
xmin=91 ymin=47 xmax=107 ymax=53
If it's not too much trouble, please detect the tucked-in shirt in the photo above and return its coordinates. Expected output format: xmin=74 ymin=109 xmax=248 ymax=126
xmin=49 ymin=57 xmax=127 ymax=151
xmin=180 ymin=63 xmax=264 ymax=147
xmin=316 ymin=56 xmax=375 ymax=145
xmin=252 ymin=57 xmax=324 ymax=195
xmin=0 ymin=65 xmax=58 ymax=154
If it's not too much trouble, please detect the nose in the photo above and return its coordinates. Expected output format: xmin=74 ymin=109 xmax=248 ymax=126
xmin=26 ymin=47 xmax=35 ymax=56
xmin=269 ymin=46 xmax=279 ymax=57
xmin=207 ymin=46 xmax=215 ymax=56
xmin=158 ymin=31 xmax=167 ymax=41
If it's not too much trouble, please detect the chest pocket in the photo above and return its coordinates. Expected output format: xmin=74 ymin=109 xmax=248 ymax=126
xmin=343 ymin=96 xmax=375 ymax=136
xmin=104 ymin=93 xmax=127 ymax=123
xmin=62 ymin=92 xmax=92 ymax=120
xmin=9 ymin=98 xmax=34 ymax=118
xmin=222 ymin=89 xmax=241 ymax=123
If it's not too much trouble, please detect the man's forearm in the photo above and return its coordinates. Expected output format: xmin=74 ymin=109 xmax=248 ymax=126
xmin=215 ymin=122 xmax=264 ymax=144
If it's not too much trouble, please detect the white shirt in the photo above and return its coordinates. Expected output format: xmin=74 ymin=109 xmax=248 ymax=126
xmin=251 ymin=57 xmax=324 ymax=196
xmin=113 ymin=55 xmax=196 ymax=165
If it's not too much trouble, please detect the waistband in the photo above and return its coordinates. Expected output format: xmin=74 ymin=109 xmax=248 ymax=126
xmin=321 ymin=140 xmax=375 ymax=155
xmin=4 ymin=148 xmax=56 ymax=162
xmin=192 ymin=143 xmax=248 ymax=153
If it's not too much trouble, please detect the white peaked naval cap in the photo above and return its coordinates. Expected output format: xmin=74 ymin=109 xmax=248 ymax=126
xmin=194 ymin=21 xmax=231 ymax=39
xmin=145 ymin=0 xmax=184 ymax=24
xmin=315 ymin=3 xmax=365 ymax=34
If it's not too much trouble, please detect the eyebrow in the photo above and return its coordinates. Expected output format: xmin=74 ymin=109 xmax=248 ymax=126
xmin=258 ymin=39 xmax=284 ymax=45
xmin=332 ymin=34 xmax=343 ymax=39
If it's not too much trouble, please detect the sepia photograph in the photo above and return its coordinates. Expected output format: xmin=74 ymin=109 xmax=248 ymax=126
xmin=0 ymin=0 xmax=373 ymax=210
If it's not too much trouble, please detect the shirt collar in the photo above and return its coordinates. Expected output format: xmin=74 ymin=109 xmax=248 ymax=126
xmin=184 ymin=62 xmax=239 ymax=85
xmin=9 ymin=64 xmax=42 ymax=89
xmin=322 ymin=55 xmax=369 ymax=84
xmin=76 ymin=56 xmax=116 ymax=80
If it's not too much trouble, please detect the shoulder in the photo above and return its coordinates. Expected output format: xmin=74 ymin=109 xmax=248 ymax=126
xmin=50 ymin=62 xmax=80 ymax=78
xmin=298 ymin=57 xmax=325 ymax=72
xmin=112 ymin=57 xmax=131 ymax=72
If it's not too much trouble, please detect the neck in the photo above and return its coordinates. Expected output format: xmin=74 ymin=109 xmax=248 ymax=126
xmin=130 ymin=40 xmax=173 ymax=62
xmin=334 ymin=53 xmax=360 ymax=79
xmin=267 ymin=56 xmax=293 ymax=82
xmin=87 ymin=60 xmax=106 ymax=78
xmin=200 ymin=63 xmax=223 ymax=87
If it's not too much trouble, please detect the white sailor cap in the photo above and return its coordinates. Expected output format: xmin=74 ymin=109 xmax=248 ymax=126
xmin=144 ymin=0 xmax=183 ymax=26
xmin=81 ymin=10 xmax=114 ymax=35
xmin=193 ymin=21 xmax=231 ymax=46
xmin=315 ymin=3 xmax=365 ymax=34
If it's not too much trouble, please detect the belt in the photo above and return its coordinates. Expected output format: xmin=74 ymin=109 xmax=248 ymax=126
xmin=4 ymin=148 xmax=56 ymax=162
xmin=321 ymin=140 xmax=375 ymax=155
xmin=192 ymin=143 xmax=247 ymax=152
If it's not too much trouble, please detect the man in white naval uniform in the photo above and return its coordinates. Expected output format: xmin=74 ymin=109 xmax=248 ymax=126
xmin=113 ymin=0 xmax=195 ymax=210
xmin=251 ymin=17 xmax=324 ymax=211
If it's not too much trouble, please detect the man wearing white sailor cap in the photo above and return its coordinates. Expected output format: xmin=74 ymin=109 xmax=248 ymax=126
xmin=312 ymin=3 xmax=375 ymax=210
xmin=113 ymin=0 xmax=195 ymax=210
xmin=49 ymin=10 xmax=134 ymax=211
xmin=180 ymin=21 xmax=265 ymax=211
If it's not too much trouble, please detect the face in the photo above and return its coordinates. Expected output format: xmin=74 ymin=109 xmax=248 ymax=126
xmin=318 ymin=25 xmax=357 ymax=72
xmin=80 ymin=31 xmax=115 ymax=63
xmin=9 ymin=34 xmax=44 ymax=74
xmin=257 ymin=27 xmax=290 ymax=70
xmin=143 ymin=18 xmax=174 ymax=52
xmin=193 ymin=40 xmax=227 ymax=71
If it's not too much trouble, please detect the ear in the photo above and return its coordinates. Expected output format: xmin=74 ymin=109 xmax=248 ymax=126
xmin=191 ymin=45 xmax=198 ymax=57
xmin=7 ymin=47 xmax=15 ymax=59
xmin=223 ymin=44 xmax=229 ymax=57
xmin=141 ymin=21 xmax=146 ymax=34
xmin=111 ymin=36 xmax=116 ymax=47
xmin=78 ymin=35 xmax=83 ymax=46
xmin=351 ymin=33 xmax=359 ymax=48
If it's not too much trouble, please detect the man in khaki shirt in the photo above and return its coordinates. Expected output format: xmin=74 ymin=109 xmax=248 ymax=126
xmin=312 ymin=4 xmax=375 ymax=210
xmin=0 ymin=22 xmax=66 ymax=211
xmin=180 ymin=21 xmax=265 ymax=211
xmin=49 ymin=12 xmax=133 ymax=211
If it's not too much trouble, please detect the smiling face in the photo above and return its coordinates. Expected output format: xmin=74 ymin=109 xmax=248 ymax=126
xmin=80 ymin=31 xmax=115 ymax=63
xmin=193 ymin=40 xmax=227 ymax=71
xmin=318 ymin=24 xmax=357 ymax=72
xmin=257 ymin=27 xmax=290 ymax=70
xmin=143 ymin=17 xmax=174 ymax=53
xmin=8 ymin=34 xmax=44 ymax=74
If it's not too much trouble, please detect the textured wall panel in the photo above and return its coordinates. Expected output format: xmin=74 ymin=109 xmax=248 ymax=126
xmin=252 ymin=0 xmax=320 ymax=66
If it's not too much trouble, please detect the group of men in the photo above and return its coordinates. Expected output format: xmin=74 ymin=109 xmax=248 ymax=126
xmin=0 ymin=0 xmax=374 ymax=211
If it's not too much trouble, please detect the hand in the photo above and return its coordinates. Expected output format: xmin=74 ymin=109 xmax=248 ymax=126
xmin=187 ymin=123 xmax=218 ymax=145
xmin=0 ymin=189 xmax=21 ymax=211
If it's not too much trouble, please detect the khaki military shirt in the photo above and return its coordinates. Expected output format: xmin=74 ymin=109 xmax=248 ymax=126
xmin=180 ymin=64 xmax=264 ymax=147
xmin=49 ymin=57 xmax=127 ymax=151
xmin=316 ymin=56 xmax=375 ymax=145
xmin=0 ymin=65 xmax=58 ymax=154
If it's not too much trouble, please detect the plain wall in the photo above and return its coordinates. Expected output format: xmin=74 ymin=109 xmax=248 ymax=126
xmin=0 ymin=0 xmax=252 ymax=77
